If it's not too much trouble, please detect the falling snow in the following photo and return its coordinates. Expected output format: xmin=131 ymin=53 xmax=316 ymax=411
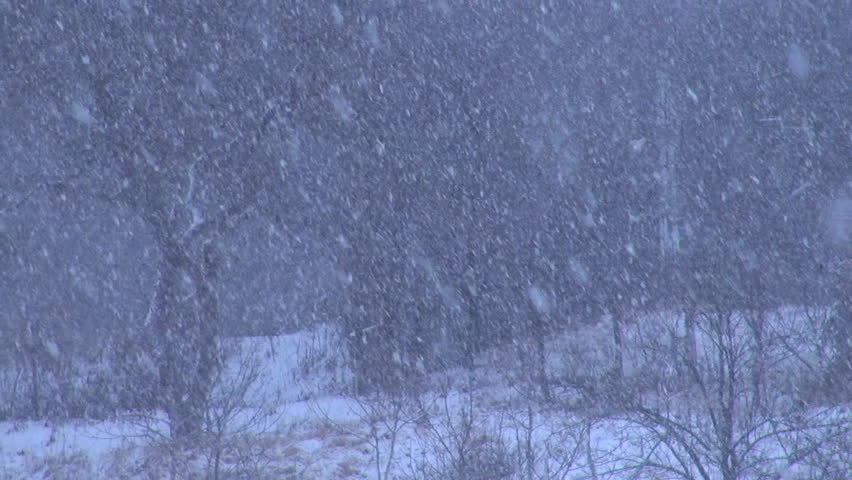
xmin=787 ymin=43 xmax=811 ymax=79
xmin=1 ymin=2 xmax=849 ymax=479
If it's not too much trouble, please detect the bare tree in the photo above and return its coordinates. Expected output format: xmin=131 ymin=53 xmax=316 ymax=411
xmin=504 ymin=401 xmax=585 ymax=480
xmin=106 ymin=340 xmax=283 ymax=480
xmin=2 ymin=1 xmax=294 ymax=436
xmin=316 ymin=389 xmax=418 ymax=480
xmin=597 ymin=308 xmax=852 ymax=480
xmin=402 ymin=375 xmax=515 ymax=480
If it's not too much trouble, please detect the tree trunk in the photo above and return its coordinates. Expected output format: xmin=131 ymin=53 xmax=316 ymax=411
xmin=611 ymin=310 xmax=624 ymax=380
xmin=153 ymin=239 xmax=220 ymax=439
xmin=461 ymin=261 xmax=482 ymax=370
xmin=586 ymin=420 xmax=598 ymax=480
xmin=747 ymin=311 xmax=766 ymax=415
xmin=532 ymin=313 xmax=552 ymax=402
xmin=28 ymin=349 xmax=40 ymax=419
xmin=717 ymin=312 xmax=738 ymax=480
xmin=684 ymin=308 xmax=697 ymax=372
xmin=24 ymin=319 xmax=42 ymax=419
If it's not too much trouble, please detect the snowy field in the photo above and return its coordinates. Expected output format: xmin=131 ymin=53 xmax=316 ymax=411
xmin=1 ymin=312 xmax=850 ymax=480
xmin=0 ymin=328 xmax=373 ymax=479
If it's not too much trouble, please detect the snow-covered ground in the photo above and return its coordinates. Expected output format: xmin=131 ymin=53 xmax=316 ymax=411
xmin=0 ymin=324 xmax=575 ymax=479
xmin=0 ymin=327 xmax=368 ymax=479
xmin=1 ymin=314 xmax=849 ymax=479
xmin=0 ymin=398 xmax=374 ymax=479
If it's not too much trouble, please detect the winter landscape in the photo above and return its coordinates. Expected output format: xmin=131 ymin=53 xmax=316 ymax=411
xmin=1 ymin=1 xmax=850 ymax=479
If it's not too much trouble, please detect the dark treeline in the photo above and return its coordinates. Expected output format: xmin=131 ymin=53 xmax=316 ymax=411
xmin=1 ymin=0 xmax=849 ymax=426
